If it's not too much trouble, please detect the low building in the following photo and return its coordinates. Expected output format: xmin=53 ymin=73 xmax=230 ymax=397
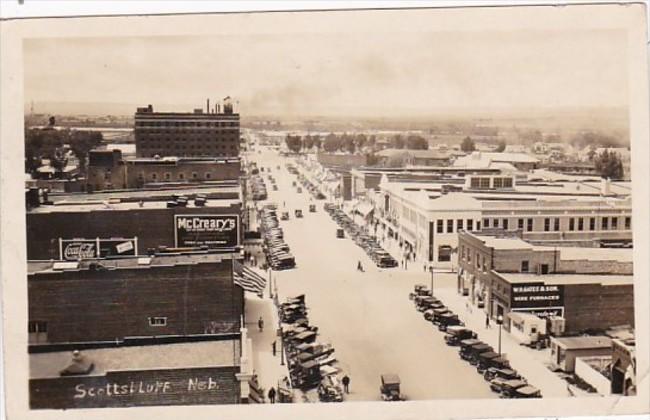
xmin=26 ymin=185 xmax=242 ymax=260
xmin=316 ymin=152 xmax=368 ymax=170
xmin=86 ymin=149 xmax=241 ymax=191
xmin=454 ymin=151 xmax=539 ymax=172
xmin=549 ymin=336 xmax=612 ymax=373
xmin=374 ymin=148 xmax=453 ymax=167
xmin=458 ymin=231 xmax=634 ymax=334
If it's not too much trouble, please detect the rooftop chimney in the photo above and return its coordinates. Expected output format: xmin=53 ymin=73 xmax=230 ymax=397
xmin=207 ymin=98 xmax=210 ymax=114
xmin=601 ymin=177 xmax=611 ymax=196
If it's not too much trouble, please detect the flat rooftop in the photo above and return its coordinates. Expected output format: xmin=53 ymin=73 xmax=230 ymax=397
xmin=28 ymin=252 xmax=238 ymax=275
xmin=29 ymin=198 xmax=241 ymax=214
xmin=497 ymin=272 xmax=633 ymax=286
xmin=30 ymin=339 xmax=240 ymax=379
xmin=551 ymin=336 xmax=612 ymax=350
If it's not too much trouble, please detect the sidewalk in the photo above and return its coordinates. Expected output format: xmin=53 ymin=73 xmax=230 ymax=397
xmin=244 ymin=293 xmax=292 ymax=403
xmin=435 ymin=286 xmax=571 ymax=398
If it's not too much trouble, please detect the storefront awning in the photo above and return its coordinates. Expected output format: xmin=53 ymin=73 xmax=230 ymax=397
xmin=233 ymin=260 xmax=266 ymax=296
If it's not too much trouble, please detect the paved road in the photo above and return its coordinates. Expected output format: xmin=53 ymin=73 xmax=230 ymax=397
xmin=250 ymin=146 xmax=495 ymax=401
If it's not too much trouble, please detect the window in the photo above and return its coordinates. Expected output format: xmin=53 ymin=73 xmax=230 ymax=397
xmin=447 ymin=219 xmax=454 ymax=233
xmin=527 ymin=218 xmax=533 ymax=232
xmin=578 ymin=218 xmax=584 ymax=231
xmin=149 ymin=317 xmax=167 ymax=327
xmin=164 ymin=172 xmax=171 ymax=181
xmin=28 ymin=321 xmax=47 ymax=333
xmin=476 ymin=221 xmax=481 ymax=230
xmin=151 ymin=173 xmax=158 ymax=180
xmin=503 ymin=219 xmax=509 ymax=230
xmin=438 ymin=246 xmax=452 ymax=262
xmin=503 ymin=178 xmax=513 ymax=188
xmin=476 ymin=253 xmax=481 ymax=268
xmin=457 ymin=219 xmax=464 ymax=231
xmin=178 ymin=173 xmax=185 ymax=180
xmin=589 ymin=217 xmax=596 ymax=230
xmin=205 ymin=172 xmax=212 ymax=179
xmin=554 ymin=218 xmax=560 ymax=231
xmin=493 ymin=219 xmax=500 ymax=229
xmin=521 ymin=261 xmax=529 ymax=272
xmin=467 ymin=219 xmax=473 ymax=231
xmin=493 ymin=177 xmax=503 ymax=188
xmin=625 ymin=217 xmax=631 ymax=229
xmin=602 ymin=217 xmax=608 ymax=230
xmin=569 ymin=218 xmax=575 ymax=231
xmin=544 ymin=218 xmax=550 ymax=232
xmin=482 ymin=256 xmax=488 ymax=273
xmin=483 ymin=218 xmax=490 ymax=228
xmin=518 ymin=219 xmax=524 ymax=230
xmin=470 ymin=178 xmax=480 ymax=188
xmin=480 ymin=178 xmax=490 ymax=189
xmin=437 ymin=220 xmax=444 ymax=233
xmin=611 ymin=217 xmax=618 ymax=230
xmin=467 ymin=250 xmax=471 ymax=262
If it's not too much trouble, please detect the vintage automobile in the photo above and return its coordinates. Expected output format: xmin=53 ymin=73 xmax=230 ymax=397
xmin=317 ymin=375 xmax=344 ymax=402
xmin=478 ymin=355 xmax=510 ymax=375
xmin=297 ymin=187 xmax=303 ymax=193
xmin=437 ymin=312 xmax=464 ymax=331
xmin=475 ymin=351 xmax=500 ymax=373
xmin=431 ymin=308 xmax=451 ymax=324
xmin=295 ymin=209 xmax=303 ymax=218
xmin=416 ymin=296 xmax=439 ymax=312
xmin=336 ymin=228 xmax=345 ymax=239
xmin=309 ymin=204 xmax=317 ymax=213
xmin=380 ymin=374 xmax=404 ymax=401
xmin=292 ymin=360 xmax=322 ymax=390
xmin=494 ymin=379 xmax=528 ymax=398
xmin=409 ymin=284 xmax=432 ymax=300
xmin=444 ymin=326 xmax=477 ymax=346
xmin=459 ymin=340 xmax=492 ymax=362
xmin=510 ymin=385 xmax=542 ymax=399
xmin=484 ymin=367 xmax=520 ymax=382
xmin=281 ymin=212 xmax=290 ymax=221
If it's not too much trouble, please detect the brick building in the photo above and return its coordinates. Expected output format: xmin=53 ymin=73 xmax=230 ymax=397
xmin=86 ymin=149 xmax=241 ymax=191
xmin=26 ymin=186 xmax=242 ymax=260
xmin=458 ymin=231 xmax=634 ymax=335
xmin=135 ymin=103 xmax=240 ymax=158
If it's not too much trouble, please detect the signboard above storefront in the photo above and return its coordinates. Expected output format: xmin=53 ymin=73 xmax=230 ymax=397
xmin=174 ymin=214 xmax=240 ymax=248
xmin=59 ymin=238 xmax=137 ymax=261
xmin=510 ymin=282 xmax=564 ymax=309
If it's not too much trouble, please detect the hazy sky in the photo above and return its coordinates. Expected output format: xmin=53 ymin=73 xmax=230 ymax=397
xmin=24 ymin=27 xmax=628 ymax=117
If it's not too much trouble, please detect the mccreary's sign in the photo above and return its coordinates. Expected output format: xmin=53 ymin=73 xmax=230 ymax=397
xmin=174 ymin=215 xmax=239 ymax=248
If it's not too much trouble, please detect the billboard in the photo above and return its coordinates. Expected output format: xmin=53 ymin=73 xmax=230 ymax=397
xmin=510 ymin=282 xmax=564 ymax=309
xmin=174 ymin=214 xmax=240 ymax=248
xmin=59 ymin=238 xmax=137 ymax=261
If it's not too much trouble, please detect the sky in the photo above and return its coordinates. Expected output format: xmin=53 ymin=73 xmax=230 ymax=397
xmin=23 ymin=23 xmax=629 ymax=117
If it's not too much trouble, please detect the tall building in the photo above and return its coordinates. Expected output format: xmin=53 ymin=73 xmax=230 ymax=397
xmin=135 ymin=100 xmax=240 ymax=158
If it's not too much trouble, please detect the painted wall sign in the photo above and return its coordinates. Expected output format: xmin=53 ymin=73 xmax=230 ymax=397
xmin=174 ymin=214 xmax=240 ymax=248
xmin=30 ymin=366 xmax=240 ymax=409
xmin=60 ymin=238 xmax=137 ymax=261
xmin=510 ymin=282 xmax=564 ymax=309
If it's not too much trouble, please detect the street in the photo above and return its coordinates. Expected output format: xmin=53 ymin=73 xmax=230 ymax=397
xmin=250 ymin=146 xmax=496 ymax=401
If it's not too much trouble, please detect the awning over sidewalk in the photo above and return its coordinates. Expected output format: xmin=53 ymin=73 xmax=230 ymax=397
xmin=233 ymin=260 xmax=267 ymax=296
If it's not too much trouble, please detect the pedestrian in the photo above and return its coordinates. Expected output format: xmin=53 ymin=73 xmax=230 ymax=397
xmin=485 ymin=314 xmax=491 ymax=329
xmin=268 ymin=386 xmax=276 ymax=403
xmin=357 ymin=261 xmax=362 ymax=271
xmin=423 ymin=264 xmax=427 ymax=272
xmin=342 ymin=375 xmax=350 ymax=393
xmin=272 ymin=340 xmax=277 ymax=356
xmin=258 ymin=316 xmax=264 ymax=332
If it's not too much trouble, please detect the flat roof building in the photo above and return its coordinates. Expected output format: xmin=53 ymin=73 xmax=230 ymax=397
xmin=135 ymin=103 xmax=240 ymax=158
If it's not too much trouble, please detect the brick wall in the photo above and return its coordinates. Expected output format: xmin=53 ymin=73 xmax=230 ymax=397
xmin=26 ymin=204 xmax=241 ymax=260
xmin=28 ymin=260 xmax=244 ymax=344
xmin=563 ymin=283 xmax=634 ymax=334
xmin=30 ymin=366 xmax=240 ymax=409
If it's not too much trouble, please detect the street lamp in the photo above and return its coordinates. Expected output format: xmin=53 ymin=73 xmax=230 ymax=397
xmin=496 ymin=314 xmax=504 ymax=356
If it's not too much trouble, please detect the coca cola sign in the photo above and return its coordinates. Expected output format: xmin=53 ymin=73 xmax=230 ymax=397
xmin=60 ymin=238 xmax=137 ymax=261
xmin=63 ymin=242 xmax=97 ymax=260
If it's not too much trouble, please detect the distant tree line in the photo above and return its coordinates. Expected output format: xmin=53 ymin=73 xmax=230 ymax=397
xmin=594 ymin=149 xmax=624 ymax=180
xmin=25 ymin=118 xmax=103 ymax=175
xmin=284 ymin=133 xmax=377 ymax=154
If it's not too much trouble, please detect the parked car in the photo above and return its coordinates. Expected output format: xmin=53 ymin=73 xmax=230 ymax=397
xmin=444 ymin=326 xmax=477 ymax=346
xmin=379 ymin=374 xmax=404 ymax=401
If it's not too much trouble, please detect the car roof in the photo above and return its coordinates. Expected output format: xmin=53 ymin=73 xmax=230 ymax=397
xmin=381 ymin=374 xmax=400 ymax=384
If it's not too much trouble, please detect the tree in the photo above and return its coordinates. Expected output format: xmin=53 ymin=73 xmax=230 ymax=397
xmin=391 ymin=134 xmax=405 ymax=149
xmin=355 ymin=134 xmax=367 ymax=151
xmin=303 ymin=135 xmax=314 ymax=150
xmin=68 ymin=130 xmax=103 ymax=174
xmin=285 ymin=135 xmax=302 ymax=153
xmin=594 ymin=149 xmax=624 ymax=180
xmin=405 ymin=135 xmax=428 ymax=150
xmin=386 ymin=151 xmax=410 ymax=167
xmin=323 ymin=133 xmax=340 ymax=153
xmin=460 ymin=136 xmax=475 ymax=152
xmin=495 ymin=140 xmax=506 ymax=152
xmin=367 ymin=135 xmax=376 ymax=148
xmin=345 ymin=139 xmax=356 ymax=154
xmin=312 ymin=135 xmax=322 ymax=150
